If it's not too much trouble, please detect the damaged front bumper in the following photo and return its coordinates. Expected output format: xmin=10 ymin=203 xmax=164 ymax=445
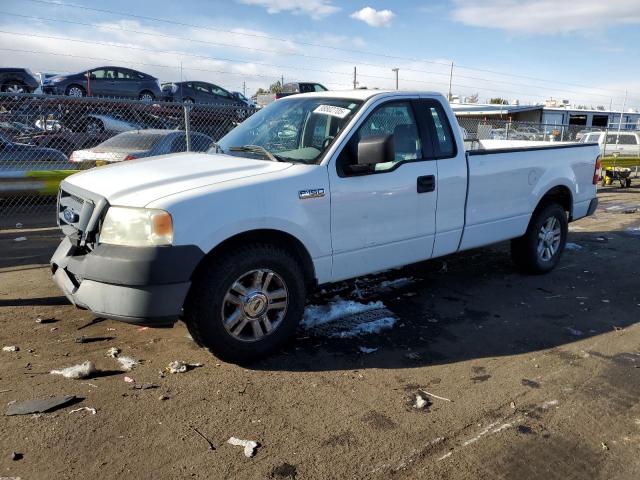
xmin=51 ymin=237 xmax=204 ymax=326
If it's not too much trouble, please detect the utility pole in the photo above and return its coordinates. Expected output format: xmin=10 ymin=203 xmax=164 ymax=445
xmin=281 ymin=75 xmax=284 ymax=87
xmin=243 ymin=81 xmax=246 ymax=97
xmin=447 ymin=61 xmax=454 ymax=102
xmin=392 ymin=68 xmax=399 ymax=90
xmin=353 ymin=66 xmax=358 ymax=89
xmin=617 ymin=90 xmax=628 ymax=135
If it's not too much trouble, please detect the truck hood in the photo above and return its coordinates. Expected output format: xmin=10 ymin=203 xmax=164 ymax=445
xmin=63 ymin=152 xmax=293 ymax=207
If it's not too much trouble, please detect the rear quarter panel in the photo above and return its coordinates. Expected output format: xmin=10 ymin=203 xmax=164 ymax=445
xmin=460 ymin=142 xmax=598 ymax=250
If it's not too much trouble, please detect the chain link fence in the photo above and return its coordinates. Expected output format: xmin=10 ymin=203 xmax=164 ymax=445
xmin=0 ymin=92 xmax=255 ymax=226
xmin=3 ymin=93 xmax=640 ymax=227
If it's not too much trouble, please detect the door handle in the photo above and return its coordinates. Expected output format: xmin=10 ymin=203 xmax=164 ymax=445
xmin=417 ymin=175 xmax=435 ymax=193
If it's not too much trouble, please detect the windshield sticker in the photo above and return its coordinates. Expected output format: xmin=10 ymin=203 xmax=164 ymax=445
xmin=314 ymin=105 xmax=352 ymax=119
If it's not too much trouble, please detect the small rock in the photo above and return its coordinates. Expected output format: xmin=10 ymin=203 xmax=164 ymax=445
xmin=2 ymin=346 xmax=19 ymax=352
xmin=36 ymin=317 xmax=56 ymax=324
xmin=510 ymin=401 xmax=516 ymax=409
xmin=12 ymin=452 xmax=23 ymax=461
xmin=158 ymin=394 xmax=170 ymax=401
xmin=601 ymin=442 xmax=609 ymax=450
xmin=123 ymin=376 xmax=135 ymax=383
xmin=227 ymin=436 xmax=259 ymax=458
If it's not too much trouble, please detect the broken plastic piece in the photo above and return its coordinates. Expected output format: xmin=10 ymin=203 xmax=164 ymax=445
xmin=227 ymin=436 xmax=259 ymax=458
xmin=166 ymin=360 xmax=203 ymax=374
xmin=2 ymin=346 xmax=19 ymax=352
xmin=116 ymin=356 xmax=138 ymax=371
xmin=69 ymin=406 xmax=97 ymax=415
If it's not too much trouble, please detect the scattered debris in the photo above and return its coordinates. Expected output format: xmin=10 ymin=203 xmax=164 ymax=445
xmin=50 ymin=361 xmax=97 ymax=379
xmin=2 ymin=345 xmax=19 ymax=352
xmin=613 ymin=325 xmax=625 ymax=331
xmin=419 ymin=389 xmax=453 ymax=403
xmin=601 ymin=442 xmax=609 ymax=451
xmin=14 ymin=236 xmax=27 ymax=242
xmin=137 ymin=326 xmax=149 ymax=331
xmin=158 ymin=394 xmax=170 ymax=401
xmin=413 ymin=393 xmax=430 ymax=410
xmin=359 ymin=346 xmax=377 ymax=354
xmin=521 ymin=379 xmax=540 ymax=389
xmin=123 ymin=376 xmax=135 ymax=383
xmin=69 ymin=407 xmax=97 ymax=415
xmin=190 ymin=426 xmax=216 ymax=450
xmin=565 ymin=327 xmax=583 ymax=336
xmin=624 ymin=208 xmax=638 ymax=214
xmin=510 ymin=401 xmax=516 ymax=409
xmin=11 ymin=451 xmax=23 ymax=461
xmin=565 ymin=242 xmax=583 ymax=251
xmin=116 ymin=356 xmax=138 ymax=371
xmin=601 ymin=299 xmax=610 ymax=303
xmin=36 ymin=317 xmax=56 ymax=324
xmin=437 ymin=452 xmax=452 ymax=461
xmin=405 ymin=352 xmax=421 ymax=360
xmin=132 ymin=383 xmax=158 ymax=390
xmin=15 ymin=222 xmax=23 ymax=228
xmin=106 ymin=347 xmax=120 ymax=358
xmin=227 ymin=436 xmax=259 ymax=458
xmin=75 ymin=335 xmax=114 ymax=344
xmin=165 ymin=360 xmax=203 ymax=374
xmin=541 ymin=399 xmax=558 ymax=409
xmin=517 ymin=425 xmax=533 ymax=435
xmin=6 ymin=395 xmax=78 ymax=416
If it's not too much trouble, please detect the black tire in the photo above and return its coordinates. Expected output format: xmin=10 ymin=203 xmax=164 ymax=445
xmin=511 ymin=203 xmax=568 ymax=274
xmin=65 ymin=84 xmax=85 ymax=97
xmin=139 ymin=91 xmax=155 ymax=101
xmin=184 ymin=243 xmax=306 ymax=363
xmin=84 ymin=119 xmax=104 ymax=135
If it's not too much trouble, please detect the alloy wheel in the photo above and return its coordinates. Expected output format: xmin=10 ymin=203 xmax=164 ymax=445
xmin=220 ymin=269 xmax=289 ymax=343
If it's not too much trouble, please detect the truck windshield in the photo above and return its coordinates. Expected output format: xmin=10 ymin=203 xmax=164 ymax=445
xmin=213 ymin=97 xmax=363 ymax=164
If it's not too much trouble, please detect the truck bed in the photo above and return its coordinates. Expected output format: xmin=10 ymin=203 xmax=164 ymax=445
xmin=459 ymin=141 xmax=599 ymax=250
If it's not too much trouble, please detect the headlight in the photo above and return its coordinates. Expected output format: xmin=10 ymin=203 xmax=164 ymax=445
xmin=100 ymin=207 xmax=173 ymax=246
xmin=51 ymin=77 xmax=67 ymax=83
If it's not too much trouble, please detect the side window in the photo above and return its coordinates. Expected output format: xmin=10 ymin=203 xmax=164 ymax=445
xmin=210 ymin=84 xmax=232 ymax=98
xmin=338 ymin=101 xmax=421 ymax=175
xmin=195 ymin=83 xmax=210 ymax=94
xmin=90 ymin=69 xmax=108 ymax=79
xmin=619 ymin=135 xmax=637 ymax=145
xmin=425 ymin=104 xmax=455 ymax=157
xmin=313 ymin=84 xmax=327 ymax=92
xmin=170 ymin=135 xmax=187 ymax=153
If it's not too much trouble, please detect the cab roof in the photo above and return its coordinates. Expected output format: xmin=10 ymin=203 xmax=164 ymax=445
xmin=279 ymin=89 xmax=444 ymax=102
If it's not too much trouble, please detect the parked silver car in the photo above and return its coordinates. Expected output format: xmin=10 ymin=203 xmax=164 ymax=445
xmin=69 ymin=129 xmax=212 ymax=165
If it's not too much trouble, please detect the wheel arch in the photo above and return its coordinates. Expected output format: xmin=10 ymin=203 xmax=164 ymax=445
xmin=535 ymin=185 xmax=573 ymax=219
xmin=193 ymin=228 xmax=317 ymax=289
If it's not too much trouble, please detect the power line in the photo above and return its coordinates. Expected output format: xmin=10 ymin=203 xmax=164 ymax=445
xmin=0 ymin=17 xmax=633 ymax=105
xmin=22 ymin=0 xmax=631 ymax=97
xmin=6 ymin=3 xmax=632 ymax=99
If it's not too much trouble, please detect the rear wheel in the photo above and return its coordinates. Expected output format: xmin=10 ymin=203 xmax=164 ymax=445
xmin=184 ymin=244 xmax=306 ymax=363
xmin=511 ymin=203 xmax=568 ymax=274
xmin=84 ymin=119 xmax=104 ymax=135
xmin=139 ymin=91 xmax=155 ymax=102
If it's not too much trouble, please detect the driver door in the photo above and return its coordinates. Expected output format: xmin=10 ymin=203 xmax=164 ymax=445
xmin=328 ymin=98 xmax=438 ymax=281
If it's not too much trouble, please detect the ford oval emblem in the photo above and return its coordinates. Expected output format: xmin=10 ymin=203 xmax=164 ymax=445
xmin=63 ymin=207 xmax=77 ymax=223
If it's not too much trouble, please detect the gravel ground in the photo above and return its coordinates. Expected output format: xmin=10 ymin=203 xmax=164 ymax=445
xmin=1 ymin=186 xmax=640 ymax=480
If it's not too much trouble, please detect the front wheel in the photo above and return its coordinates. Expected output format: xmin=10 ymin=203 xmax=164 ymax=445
xmin=184 ymin=244 xmax=306 ymax=363
xmin=511 ymin=203 xmax=568 ymax=274
xmin=139 ymin=91 xmax=155 ymax=102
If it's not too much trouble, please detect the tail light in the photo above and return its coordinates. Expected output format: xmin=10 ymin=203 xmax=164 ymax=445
xmin=593 ymin=155 xmax=602 ymax=185
xmin=124 ymin=154 xmax=137 ymax=161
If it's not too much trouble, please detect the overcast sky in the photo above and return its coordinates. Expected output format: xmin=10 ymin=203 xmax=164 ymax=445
xmin=1 ymin=0 xmax=639 ymax=108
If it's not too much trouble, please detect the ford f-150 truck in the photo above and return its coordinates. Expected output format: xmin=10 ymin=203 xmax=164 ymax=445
xmin=51 ymin=90 xmax=600 ymax=362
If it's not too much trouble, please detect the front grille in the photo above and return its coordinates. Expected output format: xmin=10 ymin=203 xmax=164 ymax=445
xmin=58 ymin=188 xmax=86 ymax=233
xmin=57 ymin=184 xmax=106 ymax=245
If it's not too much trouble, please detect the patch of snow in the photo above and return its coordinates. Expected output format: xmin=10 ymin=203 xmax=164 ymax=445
xmin=376 ymin=277 xmax=414 ymax=290
xmin=565 ymin=242 xmax=583 ymax=251
xmin=50 ymin=361 xmax=96 ymax=379
xmin=565 ymin=327 xmax=583 ymax=336
xmin=227 ymin=436 xmax=259 ymax=458
xmin=359 ymin=346 xmax=378 ymax=354
xmin=116 ymin=356 xmax=138 ymax=371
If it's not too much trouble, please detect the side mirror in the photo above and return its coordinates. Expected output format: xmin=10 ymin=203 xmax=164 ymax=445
xmin=357 ymin=134 xmax=394 ymax=166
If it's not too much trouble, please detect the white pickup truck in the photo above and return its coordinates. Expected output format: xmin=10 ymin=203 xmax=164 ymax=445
xmin=51 ymin=90 xmax=600 ymax=361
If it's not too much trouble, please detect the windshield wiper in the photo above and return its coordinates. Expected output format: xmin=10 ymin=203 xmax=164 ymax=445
xmin=228 ymin=144 xmax=282 ymax=162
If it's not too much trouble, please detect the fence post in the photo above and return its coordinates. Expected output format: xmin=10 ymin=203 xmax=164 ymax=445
xmin=184 ymin=103 xmax=192 ymax=152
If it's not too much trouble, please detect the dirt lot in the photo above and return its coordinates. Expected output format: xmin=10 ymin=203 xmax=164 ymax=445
xmin=1 ymin=186 xmax=640 ymax=480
